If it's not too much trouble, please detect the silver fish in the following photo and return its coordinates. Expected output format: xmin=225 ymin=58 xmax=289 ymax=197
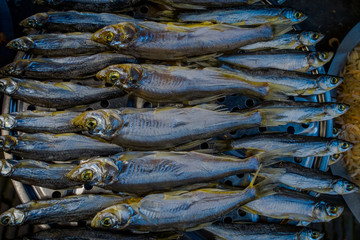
xmin=0 ymin=53 xmax=136 ymax=80
xmin=240 ymin=188 xmax=344 ymax=223
xmin=0 ymin=159 xmax=79 ymax=189
xmin=240 ymin=31 xmax=325 ymax=51
xmin=66 ymin=151 xmax=260 ymax=194
xmin=152 ymin=0 xmax=261 ymax=10
xmin=0 ymin=77 xmax=125 ymax=108
xmin=0 ymin=194 xmax=133 ymax=226
xmin=203 ymin=223 xmax=324 ymax=240
xmin=218 ymin=50 xmax=334 ymax=72
xmin=6 ymin=33 xmax=111 ymax=57
xmin=0 ymin=111 xmax=81 ymax=133
xmin=0 ymin=133 xmax=124 ymax=161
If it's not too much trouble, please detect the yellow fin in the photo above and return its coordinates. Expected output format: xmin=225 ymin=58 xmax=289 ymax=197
xmin=184 ymin=94 xmax=225 ymax=106
xmin=172 ymin=139 xmax=209 ymax=151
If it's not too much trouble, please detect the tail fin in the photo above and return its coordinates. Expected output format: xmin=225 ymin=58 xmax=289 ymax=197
xmin=150 ymin=10 xmax=177 ymax=21
xmin=207 ymin=140 xmax=233 ymax=152
xmin=272 ymin=23 xmax=294 ymax=37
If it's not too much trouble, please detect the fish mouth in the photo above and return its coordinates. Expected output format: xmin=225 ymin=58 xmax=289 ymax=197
xmin=0 ymin=159 xmax=13 ymax=176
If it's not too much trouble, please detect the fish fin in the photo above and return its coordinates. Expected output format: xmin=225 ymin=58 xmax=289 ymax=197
xmin=263 ymin=90 xmax=290 ymax=102
xmin=271 ymin=23 xmax=294 ymax=37
xmin=254 ymin=179 xmax=280 ymax=199
xmin=256 ymin=152 xmax=282 ymax=166
xmin=187 ymin=53 xmax=222 ymax=66
xmin=184 ymin=94 xmax=225 ymax=105
xmin=207 ymin=140 xmax=232 ymax=152
xmin=193 ymin=104 xmax=228 ymax=112
xmin=185 ymin=222 xmax=214 ymax=232
xmin=172 ymin=139 xmax=210 ymax=151
xmin=149 ymin=10 xmax=177 ymax=21
xmin=257 ymin=167 xmax=285 ymax=181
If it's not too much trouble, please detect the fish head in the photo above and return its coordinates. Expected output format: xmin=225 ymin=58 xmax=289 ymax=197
xmin=299 ymin=31 xmax=325 ymax=46
xmin=317 ymin=75 xmax=343 ymax=91
xmin=66 ymin=157 xmax=119 ymax=186
xmin=299 ymin=229 xmax=324 ymax=240
xmin=313 ymin=201 xmax=343 ymax=221
xmin=328 ymin=139 xmax=353 ymax=154
xmin=309 ymin=52 xmax=334 ymax=68
xmin=329 ymin=153 xmax=344 ymax=165
xmin=332 ymin=179 xmax=358 ymax=194
xmin=0 ymin=114 xmax=17 ymax=131
xmin=0 ymin=60 xmax=29 ymax=77
xmin=19 ymin=12 xmax=49 ymax=28
xmin=97 ymin=64 xmax=143 ymax=89
xmin=0 ymin=208 xmax=25 ymax=226
xmin=0 ymin=135 xmax=18 ymax=151
xmin=91 ymin=204 xmax=134 ymax=230
xmin=323 ymin=103 xmax=349 ymax=119
xmin=281 ymin=8 xmax=307 ymax=23
xmin=0 ymin=78 xmax=18 ymax=94
xmin=6 ymin=37 xmax=34 ymax=52
xmin=92 ymin=22 xmax=138 ymax=49
xmin=0 ymin=159 xmax=13 ymax=176
xmin=71 ymin=109 xmax=123 ymax=139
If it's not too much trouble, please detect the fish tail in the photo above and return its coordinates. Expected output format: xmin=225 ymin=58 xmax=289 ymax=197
xmin=263 ymin=90 xmax=290 ymax=102
xmin=207 ymin=140 xmax=232 ymax=152
xmin=257 ymin=153 xmax=282 ymax=166
xmin=271 ymin=23 xmax=294 ymax=37
xmin=249 ymin=163 xmax=262 ymax=188
xmin=150 ymin=10 xmax=177 ymax=21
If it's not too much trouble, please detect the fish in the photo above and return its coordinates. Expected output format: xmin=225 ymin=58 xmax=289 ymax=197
xmin=91 ymin=22 xmax=274 ymax=60
xmin=218 ymin=50 xmax=334 ymax=72
xmin=214 ymin=133 xmax=353 ymax=158
xmin=34 ymin=0 xmax=143 ymax=12
xmin=6 ymin=33 xmax=112 ymax=57
xmin=168 ymin=6 xmax=307 ymax=26
xmin=0 ymin=133 xmax=124 ymax=161
xmin=66 ymin=151 xmax=261 ymax=194
xmin=20 ymin=227 xmax=181 ymax=240
xmin=90 ymin=170 xmax=269 ymax=232
xmin=239 ymin=31 xmax=325 ymax=51
xmin=260 ymin=162 xmax=358 ymax=195
xmin=0 ymin=53 xmax=136 ymax=80
xmin=151 ymin=0 xmax=262 ymax=10
xmin=0 ymin=111 xmax=82 ymax=133
xmin=0 ymin=159 xmax=80 ymax=189
xmin=19 ymin=11 xmax=140 ymax=32
xmin=96 ymin=64 xmax=342 ymax=103
xmin=71 ymin=102 xmax=348 ymax=150
xmin=203 ymin=223 xmax=324 ymax=240
xmin=240 ymin=188 xmax=344 ymax=223
xmin=329 ymin=153 xmax=344 ymax=165
xmin=0 ymin=194 xmax=133 ymax=226
xmin=0 ymin=77 xmax=125 ymax=108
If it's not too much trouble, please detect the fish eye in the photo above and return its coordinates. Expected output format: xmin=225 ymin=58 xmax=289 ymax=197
xmin=12 ymin=42 xmax=19 ymax=49
xmin=330 ymin=77 xmax=339 ymax=84
xmin=101 ymin=217 xmax=113 ymax=227
xmin=105 ymin=32 xmax=114 ymax=42
xmin=328 ymin=204 xmax=338 ymax=214
xmin=311 ymin=231 xmax=320 ymax=238
xmin=294 ymin=11 xmax=303 ymax=19
xmin=332 ymin=154 xmax=340 ymax=159
xmin=340 ymin=142 xmax=349 ymax=149
xmin=1 ymin=216 xmax=10 ymax=225
xmin=4 ymin=65 xmax=14 ymax=74
xmin=81 ymin=170 xmax=93 ymax=181
xmin=312 ymin=33 xmax=320 ymax=40
xmin=0 ymin=81 xmax=5 ymax=89
xmin=338 ymin=104 xmax=347 ymax=112
xmin=108 ymin=71 xmax=120 ymax=83
xmin=319 ymin=52 xmax=329 ymax=60
xmin=85 ymin=118 xmax=97 ymax=131
xmin=27 ymin=19 xmax=34 ymax=26
xmin=333 ymin=128 xmax=339 ymax=135
xmin=346 ymin=184 xmax=355 ymax=191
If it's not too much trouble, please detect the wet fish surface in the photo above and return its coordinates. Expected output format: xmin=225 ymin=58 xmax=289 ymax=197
xmin=0 ymin=133 xmax=124 ymax=161
xmin=92 ymin=22 xmax=274 ymax=60
xmin=7 ymin=33 xmax=111 ymax=57
xmin=0 ymin=77 xmax=125 ymax=108
xmin=0 ymin=111 xmax=81 ymax=133
xmin=97 ymin=64 xmax=342 ymax=103
xmin=66 ymin=151 xmax=260 ymax=194
xmin=0 ymin=53 xmax=136 ymax=80
xmin=0 ymin=159 xmax=79 ymax=189
xmin=218 ymin=50 xmax=333 ymax=72
xmin=0 ymin=194 xmax=132 ymax=226
xmin=203 ymin=222 xmax=324 ymax=240
xmin=152 ymin=0 xmax=261 ymax=10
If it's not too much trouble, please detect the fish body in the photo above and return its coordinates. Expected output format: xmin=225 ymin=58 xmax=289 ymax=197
xmin=72 ymin=102 xmax=348 ymax=150
xmin=240 ymin=188 xmax=344 ymax=222
xmin=153 ymin=0 xmax=261 ymax=10
xmin=34 ymin=0 xmax=142 ymax=12
xmin=0 ymin=77 xmax=125 ymax=108
xmin=261 ymin=162 xmax=358 ymax=195
xmin=240 ymin=31 xmax=325 ymax=51
xmin=0 ymin=133 xmax=124 ymax=161
xmin=218 ymin=50 xmax=333 ymax=72
xmin=0 ymin=194 xmax=132 ymax=226
xmin=7 ymin=33 xmax=111 ymax=57
xmin=91 ymin=186 xmax=259 ymax=232
xmin=0 ymin=53 xmax=136 ymax=80
xmin=203 ymin=223 xmax=324 ymax=240
xmin=0 ymin=159 xmax=79 ymax=189
xmin=176 ymin=7 xmax=307 ymax=26
xmin=67 ymin=151 xmax=260 ymax=194
xmin=92 ymin=22 xmax=274 ymax=60
xmin=228 ymin=133 xmax=353 ymax=157
xmin=0 ymin=111 xmax=81 ymax=133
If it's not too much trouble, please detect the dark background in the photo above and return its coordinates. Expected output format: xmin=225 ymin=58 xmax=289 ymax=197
xmin=0 ymin=0 xmax=360 ymax=239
